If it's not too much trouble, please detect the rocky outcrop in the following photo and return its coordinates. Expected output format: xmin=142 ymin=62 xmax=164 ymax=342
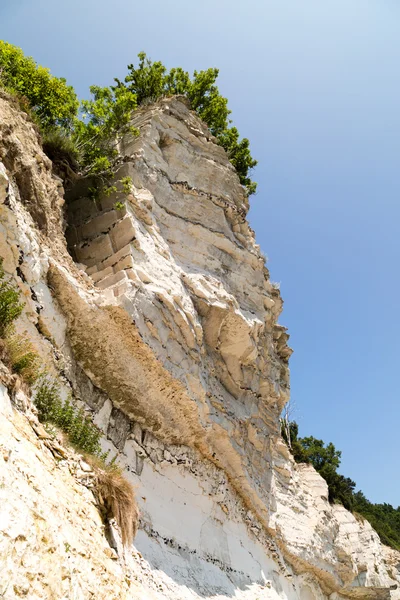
xmin=0 ymin=93 xmax=399 ymax=599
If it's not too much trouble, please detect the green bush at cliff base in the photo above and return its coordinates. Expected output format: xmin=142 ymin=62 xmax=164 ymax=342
xmin=281 ymin=419 xmax=400 ymax=551
xmin=0 ymin=41 xmax=79 ymax=130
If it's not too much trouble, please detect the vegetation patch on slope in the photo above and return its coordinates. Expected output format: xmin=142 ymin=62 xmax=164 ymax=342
xmin=0 ymin=260 xmax=138 ymax=546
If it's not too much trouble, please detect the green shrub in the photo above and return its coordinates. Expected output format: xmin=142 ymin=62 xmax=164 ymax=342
xmin=34 ymin=378 xmax=103 ymax=456
xmin=353 ymin=491 xmax=400 ymax=551
xmin=0 ymin=43 xmax=256 ymax=196
xmin=0 ymin=261 xmax=42 ymax=385
xmin=34 ymin=377 xmax=62 ymax=422
xmin=72 ymin=85 xmax=137 ymax=178
xmin=42 ymin=127 xmax=79 ymax=170
xmin=0 ymin=41 xmax=79 ymax=130
xmin=115 ymin=52 xmax=257 ymax=195
xmin=34 ymin=379 xmax=139 ymax=545
xmin=0 ymin=260 xmax=23 ymax=336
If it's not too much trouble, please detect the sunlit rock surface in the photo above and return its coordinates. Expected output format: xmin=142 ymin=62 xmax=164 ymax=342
xmin=0 ymin=92 xmax=399 ymax=599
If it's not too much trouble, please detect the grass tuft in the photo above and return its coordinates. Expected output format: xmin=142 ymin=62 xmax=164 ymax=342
xmin=96 ymin=467 xmax=139 ymax=546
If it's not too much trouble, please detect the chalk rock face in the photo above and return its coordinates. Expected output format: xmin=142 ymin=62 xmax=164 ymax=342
xmin=66 ymin=97 xmax=291 ymax=529
xmin=0 ymin=92 xmax=399 ymax=600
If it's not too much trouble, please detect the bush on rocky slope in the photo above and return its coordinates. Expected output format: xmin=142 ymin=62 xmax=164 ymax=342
xmin=33 ymin=377 xmax=139 ymax=546
xmin=0 ymin=260 xmax=23 ymax=336
xmin=0 ymin=260 xmax=42 ymax=386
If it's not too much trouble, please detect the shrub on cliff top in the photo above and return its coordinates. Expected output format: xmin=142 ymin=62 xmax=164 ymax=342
xmin=0 ymin=41 xmax=257 ymax=195
xmin=72 ymin=84 xmax=137 ymax=177
xmin=116 ymin=52 xmax=257 ymax=195
xmin=0 ymin=41 xmax=79 ymax=129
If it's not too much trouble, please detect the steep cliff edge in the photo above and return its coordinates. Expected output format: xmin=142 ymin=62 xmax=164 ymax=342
xmin=0 ymin=93 xmax=399 ymax=599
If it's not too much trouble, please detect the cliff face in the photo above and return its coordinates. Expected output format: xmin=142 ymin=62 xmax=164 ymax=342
xmin=0 ymin=93 xmax=399 ymax=600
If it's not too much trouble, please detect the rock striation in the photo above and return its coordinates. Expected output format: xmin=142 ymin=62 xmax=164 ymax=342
xmin=0 ymin=91 xmax=399 ymax=599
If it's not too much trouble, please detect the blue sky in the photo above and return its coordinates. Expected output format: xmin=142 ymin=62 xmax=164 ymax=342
xmin=1 ymin=0 xmax=398 ymax=504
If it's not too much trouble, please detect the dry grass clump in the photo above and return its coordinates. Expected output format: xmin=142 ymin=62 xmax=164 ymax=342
xmin=0 ymin=259 xmax=42 ymax=387
xmin=4 ymin=331 xmax=42 ymax=385
xmin=0 ymin=333 xmax=42 ymax=389
xmin=95 ymin=466 xmax=139 ymax=546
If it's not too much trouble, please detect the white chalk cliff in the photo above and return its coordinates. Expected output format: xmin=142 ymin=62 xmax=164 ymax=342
xmin=0 ymin=92 xmax=399 ymax=599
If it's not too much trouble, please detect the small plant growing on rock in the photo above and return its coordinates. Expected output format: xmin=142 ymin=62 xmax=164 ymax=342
xmin=34 ymin=378 xmax=103 ymax=456
xmin=5 ymin=332 xmax=42 ymax=385
xmin=0 ymin=260 xmax=23 ymax=336
xmin=33 ymin=378 xmax=139 ymax=546
xmin=120 ymin=176 xmax=132 ymax=194
xmin=0 ymin=261 xmax=42 ymax=386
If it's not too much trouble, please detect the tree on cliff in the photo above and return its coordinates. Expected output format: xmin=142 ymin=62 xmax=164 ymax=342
xmin=281 ymin=421 xmax=355 ymax=509
xmin=0 ymin=42 xmax=257 ymax=196
xmin=0 ymin=41 xmax=78 ymax=129
xmin=114 ymin=52 xmax=257 ymax=195
xmin=281 ymin=418 xmax=400 ymax=549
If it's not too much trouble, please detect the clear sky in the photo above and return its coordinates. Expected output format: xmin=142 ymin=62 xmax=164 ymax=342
xmin=1 ymin=0 xmax=398 ymax=505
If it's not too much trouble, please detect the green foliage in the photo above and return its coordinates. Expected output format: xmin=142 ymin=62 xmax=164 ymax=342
xmin=353 ymin=492 xmax=400 ymax=551
xmin=0 ymin=261 xmax=23 ymax=336
xmin=282 ymin=422 xmax=355 ymax=509
xmin=1 ymin=43 xmax=256 ymax=195
xmin=0 ymin=40 xmax=79 ymax=130
xmin=0 ymin=261 xmax=42 ymax=384
xmin=123 ymin=52 xmax=166 ymax=105
xmin=34 ymin=378 xmax=62 ymax=422
xmin=217 ymin=127 xmax=258 ymax=196
xmin=72 ymin=85 xmax=138 ymax=177
xmin=41 ymin=127 xmax=79 ymax=169
xmin=118 ymin=52 xmax=257 ymax=195
xmin=281 ymin=419 xmax=400 ymax=547
xmin=120 ymin=176 xmax=132 ymax=194
xmin=34 ymin=378 xmax=103 ymax=456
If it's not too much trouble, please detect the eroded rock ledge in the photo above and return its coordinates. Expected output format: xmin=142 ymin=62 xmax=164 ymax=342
xmin=0 ymin=93 xmax=399 ymax=599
